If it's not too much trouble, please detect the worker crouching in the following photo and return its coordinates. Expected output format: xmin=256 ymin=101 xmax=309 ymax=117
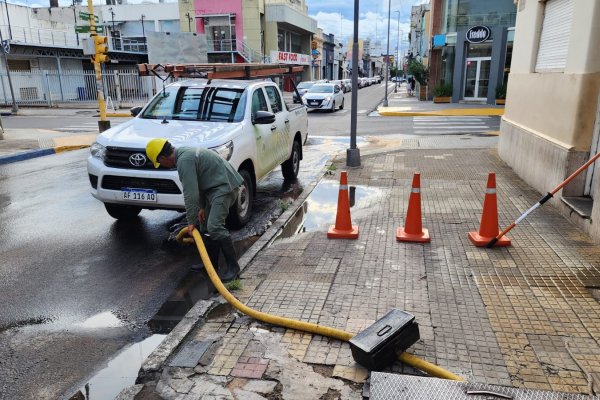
xmin=146 ymin=138 xmax=244 ymax=282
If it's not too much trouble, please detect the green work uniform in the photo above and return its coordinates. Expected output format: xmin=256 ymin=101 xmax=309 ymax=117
xmin=176 ymin=147 xmax=244 ymax=240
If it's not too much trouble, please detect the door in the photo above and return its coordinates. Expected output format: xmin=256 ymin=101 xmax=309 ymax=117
xmin=251 ymin=88 xmax=277 ymax=177
xmin=464 ymin=57 xmax=491 ymax=101
xmin=263 ymin=85 xmax=291 ymax=165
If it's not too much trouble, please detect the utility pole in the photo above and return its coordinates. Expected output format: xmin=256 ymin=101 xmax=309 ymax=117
xmin=394 ymin=10 xmax=400 ymax=93
xmin=109 ymin=7 xmax=116 ymax=48
xmin=140 ymin=14 xmax=146 ymax=49
xmin=346 ymin=0 xmax=360 ymax=167
xmin=88 ymin=0 xmax=110 ymax=132
xmin=0 ymin=27 xmax=17 ymax=113
xmin=73 ymin=0 xmax=79 ymax=46
xmin=4 ymin=0 xmax=12 ymax=40
xmin=382 ymin=0 xmax=391 ymax=107
xmin=185 ymin=12 xmax=193 ymax=32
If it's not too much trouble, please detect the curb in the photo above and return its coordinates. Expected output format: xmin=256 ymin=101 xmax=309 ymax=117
xmin=135 ymin=158 xmax=332 ymax=385
xmin=377 ymin=108 xmax=505 ymax=117
xmin=0 ymin=148 xmax=55 ymax=165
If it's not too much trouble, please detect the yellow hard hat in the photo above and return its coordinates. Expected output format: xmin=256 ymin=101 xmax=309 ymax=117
xmin=146 ymin=138 xmax=168 ymax=168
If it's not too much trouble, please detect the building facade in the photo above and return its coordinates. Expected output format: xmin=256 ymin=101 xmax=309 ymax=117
xmin=499 ymin=0 xmax=600 ymax=243
xmin=195 ymin=0 xmax=315 ymax=82
xmin=426 ymin=0 xmax=516 ymax=103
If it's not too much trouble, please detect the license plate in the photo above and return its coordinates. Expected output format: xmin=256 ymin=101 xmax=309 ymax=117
xmin=121 ymin=187 xmax=157 ymax=202
xmin=309 ymin=101 xmax=317 ymax=104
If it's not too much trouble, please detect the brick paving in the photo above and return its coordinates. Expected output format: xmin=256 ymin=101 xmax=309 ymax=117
xmin=132 ymin=148 xmax=600 ymax=399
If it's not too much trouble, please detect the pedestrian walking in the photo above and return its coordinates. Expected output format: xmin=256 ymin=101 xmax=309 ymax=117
xmin=410 ymin=77 xmax=416 ymax=97
xmin=146 ymin=138 xmax=244 ymax=282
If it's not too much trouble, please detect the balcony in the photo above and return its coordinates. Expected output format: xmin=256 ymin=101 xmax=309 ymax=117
xmin=446 ymin=12 xmax=516 ymax=32
xmin=265 ymin=4 xmax=317 ymax=34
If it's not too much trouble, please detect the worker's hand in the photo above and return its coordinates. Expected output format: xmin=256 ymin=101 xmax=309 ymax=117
xmin=187 ymin=224 xmax=195 ymax=236
xmin=198 ymin=209 xmax=206 ymax=223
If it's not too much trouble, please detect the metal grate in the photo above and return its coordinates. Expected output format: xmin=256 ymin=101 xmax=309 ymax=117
xmin=370 ymin=373 xmax=598 ymax=400
xmin=104 ymin=147 xmax=156 ymax=170
xmin=101 ymin=175 xmax=181 ymax=194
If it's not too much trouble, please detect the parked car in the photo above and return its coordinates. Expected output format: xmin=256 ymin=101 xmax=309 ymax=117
xmin=87 ymin=79 xmax=309 ymax=227
xmin=374 ymin=75 xmax=382 ymax=84
xmin=293 ymin=81 xmax=315 ymax=103
xmin=332 ymin=80 xmax=347 ymax=93
xmin=343 ymin=79 xmax=352 ymax=92
xmin=302 ymin=83 xmax=345 ymax=112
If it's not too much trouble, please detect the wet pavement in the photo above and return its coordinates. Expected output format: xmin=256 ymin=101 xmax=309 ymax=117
xmin=0 ymin=132 xmax=357 ymax=399
xmin=124 ymin=147 xmax=600 ymax=399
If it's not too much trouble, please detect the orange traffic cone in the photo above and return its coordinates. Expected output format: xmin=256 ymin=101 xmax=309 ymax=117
xmin=328 ymin=171 xmax=359 ymax=239
xmin=396 ymin=173 xmax=430 ymax=243
xmin=468 ymin=173 xmax=511 ymax=247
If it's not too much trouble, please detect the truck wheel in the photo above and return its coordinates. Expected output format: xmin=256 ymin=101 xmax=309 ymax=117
xmin=282 ymin=139 xmax=301 ymax=180
xmin=227 ymin=169 xmax=253 ymax=229
xmin=104 ymin=203 xmax=141 ymax=220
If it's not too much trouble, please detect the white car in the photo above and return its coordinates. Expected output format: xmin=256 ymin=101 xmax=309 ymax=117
xmin=87 ymin=79 xmax=308 ymax=227
xmin=302 ymin=83 xmax=345 ymax=112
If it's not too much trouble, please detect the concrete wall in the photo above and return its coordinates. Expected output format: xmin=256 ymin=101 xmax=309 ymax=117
xmin=242 ymin=0 xmax=264 ymax=56
xmin=499 ymin=0 xmax=600 ymax=243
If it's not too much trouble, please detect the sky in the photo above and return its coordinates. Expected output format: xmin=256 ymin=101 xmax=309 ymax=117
xmin=306 ymin=0 xmax=429 ymax=53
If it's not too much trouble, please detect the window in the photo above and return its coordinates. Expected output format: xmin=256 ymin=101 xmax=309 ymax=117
xmin=252 ymin=89 xmax=269 ymax=117
xmin=264 ymin=86 xmax=283 ymax=113
xmin=200 ymin=88 xmax=247 ymax=122
xmin=535 ymin=0 xmax=574 ymax=72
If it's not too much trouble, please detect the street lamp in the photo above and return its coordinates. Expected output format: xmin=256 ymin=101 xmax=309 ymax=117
xmin=140 ymin=14 xmax=146 ymax=48
xmin=109 ymin=7 xmax=116 ymax=49
xmin=394 ymin=10 xmax=400 ymax=93
xmin=4 ymin=0 xmax=12 ymax=40
xmin=185 ymin=12 xmax=194 ymax=32
xmin=346 ymin=0 xmax=360 ymax=167
xmin=382 ymin=0 xmax=391 ymax=107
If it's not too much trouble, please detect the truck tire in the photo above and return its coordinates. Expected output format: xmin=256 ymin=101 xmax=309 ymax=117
xmin=104 ymin=203 xmax=142 ymax=220
xmin=227 ymin=169 xmax=253 ymax=229
xmin=281 ymin=139 xmax=301 ymax=180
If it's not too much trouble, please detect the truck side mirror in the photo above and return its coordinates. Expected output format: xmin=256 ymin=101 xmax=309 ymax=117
xmin=253 ymin=111 xmax=276 ymax=124
xmin=131 ymin=106 xmax=142 ymax=117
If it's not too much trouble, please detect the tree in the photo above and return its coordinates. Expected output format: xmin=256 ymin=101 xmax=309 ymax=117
xmin=407 ymin=59 xmax=428 ymax=85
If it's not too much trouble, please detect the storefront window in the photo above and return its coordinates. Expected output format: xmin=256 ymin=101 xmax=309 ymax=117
xmin=291 ymin=33 xmax=302 ymax=53
xmin=441 ymin=46 xmax=455 ymax=85
xmin=467 ymin=43 xmax=492 ymax=58
xmin=443 ymin=0 xmax=516 ymax=33
xmin=278 ymin=29 xmax=286 ymax=52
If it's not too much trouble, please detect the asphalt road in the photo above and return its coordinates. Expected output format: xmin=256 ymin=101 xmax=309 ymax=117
xmin=0 ymin=128 xmax=357 ymax=399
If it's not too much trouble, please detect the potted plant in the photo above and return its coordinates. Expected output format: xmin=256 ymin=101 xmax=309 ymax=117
xmin=495 ymin=83 xmax=507 ymax=105
xmin=433 ymin=83 xmax=453 ymax=103
xmin=407 ymin=59 xmax=429 ymax=101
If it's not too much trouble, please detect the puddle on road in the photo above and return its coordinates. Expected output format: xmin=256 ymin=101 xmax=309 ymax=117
xmin=306 ymin=136 xmax=366 ymax=146
xmin=70 ymin=334 xmax=166 ymax=400
xmin=77 ymin=311 xmax=123 ymax=329
xmin=274 ymin=181 xmax=384 ymax=241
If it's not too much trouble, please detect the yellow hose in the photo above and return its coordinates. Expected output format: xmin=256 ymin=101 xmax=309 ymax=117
xmin=181 ymin=228 xmax=464 ymax=381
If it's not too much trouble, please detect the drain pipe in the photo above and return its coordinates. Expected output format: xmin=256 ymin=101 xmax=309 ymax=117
xmin=178 ymin=228 xmax=464 ymax=381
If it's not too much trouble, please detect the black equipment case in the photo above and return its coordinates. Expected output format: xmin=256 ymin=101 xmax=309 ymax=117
xmin=349 ymin=309 xmax=420 ymax=370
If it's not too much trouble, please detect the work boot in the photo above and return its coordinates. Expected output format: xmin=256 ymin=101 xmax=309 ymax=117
xmin=192 ymin=233 xmax=220 ymax=272
xmin=216 ymin=237 xmax=240 ymax=283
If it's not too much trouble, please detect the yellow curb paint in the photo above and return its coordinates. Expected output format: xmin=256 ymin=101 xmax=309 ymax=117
xmin=52 ymin=134 xmax=97 ymax=152
xmin=484 ymin=131 xmax=500 ymax=136
xmin=378 ymin=107 xmax=504 ymax=117
xmin=106 ymin=112 xmax=131 ymax=118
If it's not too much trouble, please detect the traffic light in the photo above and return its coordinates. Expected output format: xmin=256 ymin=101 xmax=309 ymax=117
xmin=93 ymin=35 xmax=109 ymax=63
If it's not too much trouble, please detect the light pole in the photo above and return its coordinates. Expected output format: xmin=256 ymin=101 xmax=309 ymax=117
xmin=4 ymin=0 xmax=12 ymax=40
xmin=394 ymin=10 xmax=400 ymax=93
xmin=72 ymin=0 xmax=79 ymax=46
xmin=0 ymin=27 xmax=17 ymax=113
xmin=185 ymin=12 xmax=194 ymax=32
xmin=382 ymin=0 xmax=391 ymax=107
xmin=109 ymin=7 xmax=116 ymax=49
xmin=140 ymin=14 xmax=146 ymax=49
xmin=346 ymin=0 xmax=360 ymax=167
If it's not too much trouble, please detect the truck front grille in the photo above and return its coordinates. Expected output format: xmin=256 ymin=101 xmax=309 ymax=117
xmin=104 ymin=147 xmax=171 ymax=170
xmin=101 ymin=175 xmax=182 ymax=194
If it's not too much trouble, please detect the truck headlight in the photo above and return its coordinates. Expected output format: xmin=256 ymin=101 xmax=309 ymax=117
xmin=211 ymin=141 xmax=234 ymax=161
xmin=90 ymin=142 xmax=106 ymax=160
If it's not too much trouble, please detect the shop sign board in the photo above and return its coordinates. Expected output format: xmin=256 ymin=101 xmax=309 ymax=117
xmin=270 ymin=51 xmax=311 ymax=65
xmin=466 ymin=26 xmax=491 ymax=43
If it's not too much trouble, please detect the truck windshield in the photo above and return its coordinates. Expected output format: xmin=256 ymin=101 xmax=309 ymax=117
xmin=141 ymin=86 xmax=247 ymax=122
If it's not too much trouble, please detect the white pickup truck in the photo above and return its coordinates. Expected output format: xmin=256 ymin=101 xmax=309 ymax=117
xmin=87 ymin=78 xmax=308 ymax=227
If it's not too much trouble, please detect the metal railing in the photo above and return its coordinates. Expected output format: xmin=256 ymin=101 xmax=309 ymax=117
xmin=0 ymin=69 xmax=182 ymax=107
xmin=0 ymin=25 xmax=79 ymax=48
xmin=206 ymin=39 xmax=264 ymax=62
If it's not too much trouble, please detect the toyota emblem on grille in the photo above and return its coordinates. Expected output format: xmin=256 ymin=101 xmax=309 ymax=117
xmin=129 ymin=153 xmax=147 ymax=167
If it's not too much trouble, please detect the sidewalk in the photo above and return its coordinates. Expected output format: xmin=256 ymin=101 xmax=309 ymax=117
xmin=119 ymin=147 xmax=600 ymax=399
xmin=378 ymin=85 xmax=505 ymax=116
xmin=0 ymin=107 xmax=106 ymax=164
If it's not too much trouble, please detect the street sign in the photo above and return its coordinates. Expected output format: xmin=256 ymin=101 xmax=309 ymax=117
xmin=1 ymin=40 xmax=9 ymax=55
xmin=75 ymin=25 xmax=104 ymax=34
xmin=79 ymin=12 xmax=99 ymax=23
